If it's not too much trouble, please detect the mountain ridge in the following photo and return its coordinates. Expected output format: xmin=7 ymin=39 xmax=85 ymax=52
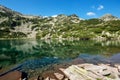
xmin=0 ymin=5 xmax=120 ymax=40
xmin=1 ymin=5 xmax=119 ymax=20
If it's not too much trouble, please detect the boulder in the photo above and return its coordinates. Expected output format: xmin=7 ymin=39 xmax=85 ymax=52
xmin=60 ymin=63 xmax=120 ymax=80
xmin=99 ymin=70 xmax=111 ymax=76
xmin=37 ymin=75 xmax=44 ymax=80
xmin=45 ymin=77 xmax=56 ymax=80
xmin=0 ymin=71 xmax=22 ymax=80
xmin=54 ymin=73 xmax=64 ymax=80
xmin=115 ymin=64 xmax=120 ymax=72
xmin=64 ymin=78 xmax=69 ymax=80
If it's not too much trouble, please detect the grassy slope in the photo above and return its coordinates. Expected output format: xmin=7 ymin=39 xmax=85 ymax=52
xmin=0 ymin=12 xmax=120 ymax=40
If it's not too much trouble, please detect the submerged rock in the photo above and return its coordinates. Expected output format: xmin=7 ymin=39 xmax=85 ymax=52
xmin=0 ymin=71 xmax=22 ymax=80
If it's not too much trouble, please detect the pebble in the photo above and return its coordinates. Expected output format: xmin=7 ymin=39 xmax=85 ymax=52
xmin=54 ymin=73 xmax=65 ymax=80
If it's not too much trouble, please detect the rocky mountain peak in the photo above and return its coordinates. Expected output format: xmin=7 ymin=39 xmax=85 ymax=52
xmin=100 ymin=14 xmax=119 ymax=21
xmin=57 ymin=14 xmax=67 ymax=18
xmin=69 ymin=14 xmax=79 ymax=18
xmin=0 ymin=5 xmax=22 ymax=16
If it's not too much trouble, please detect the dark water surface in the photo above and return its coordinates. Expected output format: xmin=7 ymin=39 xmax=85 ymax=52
xmin=0 ymin=39 xmax=120 ymax=76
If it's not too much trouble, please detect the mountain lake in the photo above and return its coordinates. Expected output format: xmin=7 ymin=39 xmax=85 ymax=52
xmin=0 ymin=39 xmax=120 ymax=78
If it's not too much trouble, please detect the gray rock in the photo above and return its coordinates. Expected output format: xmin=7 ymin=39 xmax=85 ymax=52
xmin=54 ymin=73 xmax=64 ymax=80
xmin=45 ymin=77 xmax=56 ymax=80
xmin=99 ymin=70 xmax=111 ymax=76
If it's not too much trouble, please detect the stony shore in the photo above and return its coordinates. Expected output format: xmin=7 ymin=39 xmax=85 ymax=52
xmin=30 ymin=63 xmax=120 ymax=80
xmin=1 ymin=58 xmax=120 ymax=80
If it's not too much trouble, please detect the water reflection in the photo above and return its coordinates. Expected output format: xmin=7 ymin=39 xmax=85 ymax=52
xmin=96 ymin=40 xmax=120 ymax=47
xmin=109 ymin=53 xmax=120 ymax=63
xmin=0 ymin=39 xmax=120 ymax=73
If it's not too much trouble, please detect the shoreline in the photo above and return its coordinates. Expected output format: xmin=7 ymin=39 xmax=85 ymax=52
xmin=1 ymin=60 xmax=120 ymax=80
xmin=29 ymin=59 xmax=120 ymax=80
xmin=0 ymin=38 xmax=120 ymax=80
xmin=0 ymin=37 xmax=120 ymax=42
xmin=0 ymin=56 xmax=118 ymax=80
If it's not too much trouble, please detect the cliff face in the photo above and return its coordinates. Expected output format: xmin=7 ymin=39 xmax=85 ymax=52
xmin=0 ymin=5 xmax=120 ymax=40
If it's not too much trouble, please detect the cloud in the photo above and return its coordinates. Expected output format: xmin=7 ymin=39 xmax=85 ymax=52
xmin=43 ymin=16 xmax=48 ymax=18
xmin=52 ymin=15 xmax=58 ymax=17
xmin=97 ymin=5 xmax=104 ymax=10
xmin=86 ymin=12 xmax=96 ymax=16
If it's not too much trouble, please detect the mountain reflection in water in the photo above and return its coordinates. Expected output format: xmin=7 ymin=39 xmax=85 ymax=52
xmin=0 ymin=39 xmax=120 ymax=74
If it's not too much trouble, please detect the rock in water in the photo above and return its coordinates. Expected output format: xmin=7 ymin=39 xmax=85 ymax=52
xmin=0 ymin=71 xmax=22 ymax=80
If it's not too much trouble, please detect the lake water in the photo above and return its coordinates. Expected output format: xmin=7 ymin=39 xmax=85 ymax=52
xmin=0 ymin=39 xmax=120 ymax=77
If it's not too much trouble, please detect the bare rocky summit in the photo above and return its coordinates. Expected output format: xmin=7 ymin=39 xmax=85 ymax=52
xmin=100 ymin=14 xmax=119 ymax=21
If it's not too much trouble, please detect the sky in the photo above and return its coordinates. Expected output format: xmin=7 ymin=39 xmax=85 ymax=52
xmin=0 ymin=0 xmax=120 ymax=19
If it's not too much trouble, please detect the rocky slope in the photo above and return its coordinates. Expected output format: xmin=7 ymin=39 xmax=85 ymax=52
xmin=100 ymin=14 xmax=119 ymax=21
xmin=0 ymin=5 xmax=120 ymax=40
